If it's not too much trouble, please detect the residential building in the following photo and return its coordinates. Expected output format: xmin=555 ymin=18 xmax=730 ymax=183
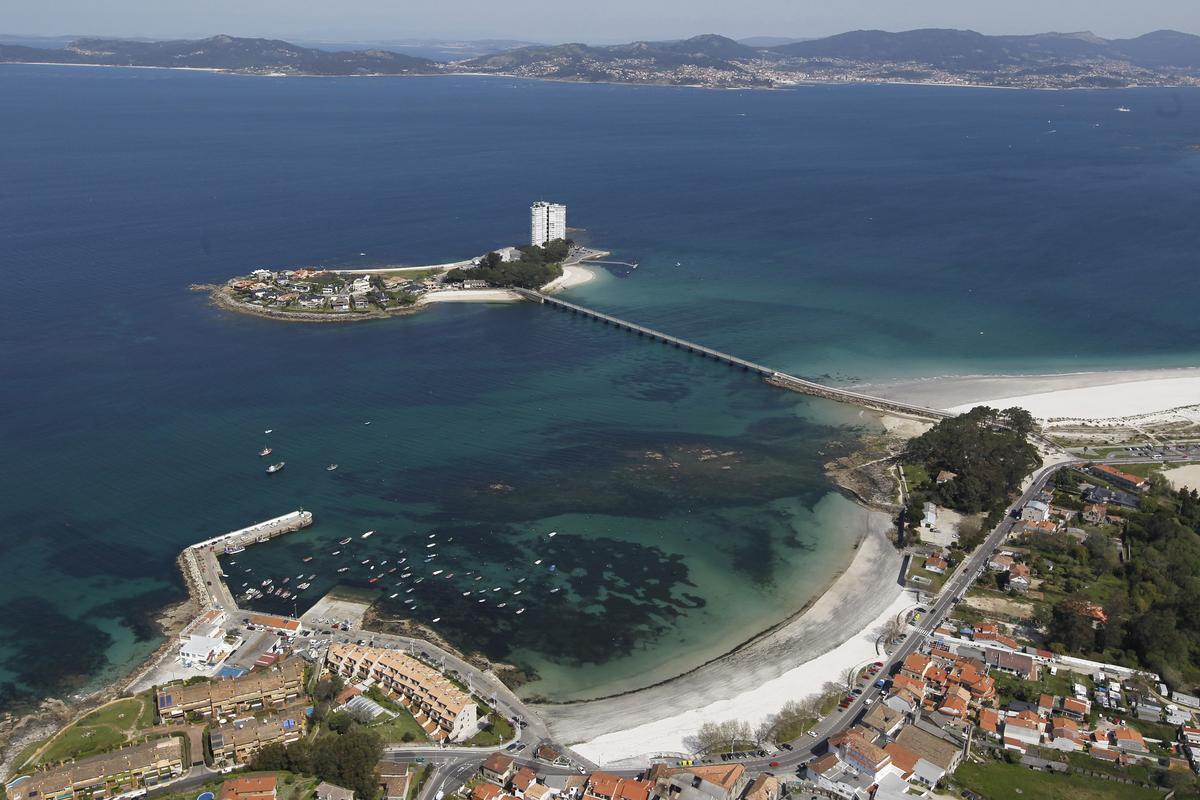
xmin=861 ymin=703 xmax=906 ymax=739
xmin=481 ymin=754 xmax=516 ymax=785
xmin=156 ymin=659 xmax=305 ymax=720
xmin=644 ymin=764 xmax=744 ymax=800
xmin=741 ymin=774 xmax=779 ymax=800
xmin=987 ymin=553 xmax=1014 ymax=572
xmin=1088 ymin=464 xmax=1149 ymax=493
xmin=219 ymin=775 xmax=278 ymax=800
xmin=588 ymin=772 xmax=651 ymax=800
xmin=315 ymin=782 xmax=356 ymax=800
xmin=16 ymin=736 xmax=186 ymax=800
xmin=923 ymin=553 xmax=947 ymax=574
xmin=530 ymin=202 xmax=567 ymax=247
xmin=512 ymin=767 xmax=538 ymax=795
xmin=894 ymin=725 xmax=963 ymax=773
xmin=983 ymin=649 xmax=1038 ymax=680
xmin=326 ymin=644 xmax=478 ymax=742
xmin=1083 ymin=486 xmax=1140 ymax=509
xmin=378 ymin=763 xmax=413 ymax=800
xmin=473 ymin=785 xmax=506 ymax=800
xmin=935 ymin=470 xmax=957 ymax=484
xmin=496 ymin=247 xmax=523 ymax=262
xmin=882 ymin=741 xmax=945 ymax=788
xmin=1082 ymin=503 xmax=1108 ymax=524
xmin=1020 ymin=501 xmax=1051 ymax=522
xmin=1112 ymin=726 xmax=1148 ymax=753
xmin=209 ymin=707 xmax=305 ymax=765
xmin=829 ymin=728 xmax=894 ymax=783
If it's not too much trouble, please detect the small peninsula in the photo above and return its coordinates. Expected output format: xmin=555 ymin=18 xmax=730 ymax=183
xmin=196 ymin=233 xmax=608 ymax=322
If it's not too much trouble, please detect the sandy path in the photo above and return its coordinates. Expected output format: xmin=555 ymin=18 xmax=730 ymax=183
xmin=532 ymin=520 xmax=903 ymax=756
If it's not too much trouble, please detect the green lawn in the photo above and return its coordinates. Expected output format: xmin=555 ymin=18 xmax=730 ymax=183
xmin=954 ymin=760 xmax=1160 ymax=800
xmin=902 ymin=463 xmax=930 ymax=491
xmin=362 ymin=688 xmax=429 ymax=744
xmin=992 ymin=671 xmax=1079 ymax=708
xmin=465 ymin=712 xmax=514 ymax=746
xmin=76 ymin=697 xmax=145 ymax=729
xmin=37 ymin=724 xmax=127 ymax=765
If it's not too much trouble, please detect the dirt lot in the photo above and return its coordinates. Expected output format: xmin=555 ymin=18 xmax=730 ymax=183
xmin=963 ymin=593 xmax=1036 ymax=620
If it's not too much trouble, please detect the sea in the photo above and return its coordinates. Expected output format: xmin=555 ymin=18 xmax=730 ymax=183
xmin=2 ymin=65 xmax=1200 ymax=713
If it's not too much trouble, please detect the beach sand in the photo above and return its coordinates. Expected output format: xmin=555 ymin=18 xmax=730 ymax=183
xmin=535 ymin=519 xmax=904 ymax=761
xmin=866 ymin=367 xmax=1200 ymax=423
xmin=1164 ymin=464 xmax=1200 ymax=491
xmin=419 ymin=288 xmax=523 ymax=303
xmin=540 ymin=264 xmax=599 ymax=293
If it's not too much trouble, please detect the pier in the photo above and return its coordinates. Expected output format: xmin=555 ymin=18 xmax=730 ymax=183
xmin=513 ymin=288 xmax=951 ymax=421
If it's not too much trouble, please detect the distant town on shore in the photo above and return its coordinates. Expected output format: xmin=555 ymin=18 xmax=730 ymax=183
xmin=5 ymin=28 xmax=1200 ymax=89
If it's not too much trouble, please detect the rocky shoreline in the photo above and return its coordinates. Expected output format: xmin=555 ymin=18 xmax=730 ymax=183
xmin=192 ymin=284 xmax=427 ymax=323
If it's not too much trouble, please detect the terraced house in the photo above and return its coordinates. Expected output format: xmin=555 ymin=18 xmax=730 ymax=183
xmin=209 ymin=706 xmax=307 ymax=766
xmin=325 ymin=643 xmax=478 ymax=742
xmin=13 ymin=737 xmax=185 ymax=800
xmin=155 ymin=659 xmax=305 ymax=720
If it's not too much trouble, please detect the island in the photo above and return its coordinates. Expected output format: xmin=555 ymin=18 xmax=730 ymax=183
xmin=194 ymin=239 xmax=607 ymax=323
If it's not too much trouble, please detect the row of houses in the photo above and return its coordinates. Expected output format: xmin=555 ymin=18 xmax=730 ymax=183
xmin=474 ymin=756 xmax=766 ymax=800
xmin=156 ymin=658 xmax=305 ymax=721
xmin=324 ymin=643 xmax=478 ymax=742
xmin=10 ymin=737 xmax=186 ymax=800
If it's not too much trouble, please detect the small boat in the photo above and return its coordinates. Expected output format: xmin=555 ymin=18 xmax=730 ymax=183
xmin=462 ymin=591 xmax=472 ymax=596
xmin=369 ymin=577 xmax=379 ymax=584
xmin=478 ymin=598 xmax=486 ymax=603
xmin=432 ymin=569 xmax=443 ymax=576
xmin=302 ymin=556 xmax=313 ymax=563
xmin=516 ymin=608 xmax=525 ymax=614
xmin=389 ymin=592 xmax=399 ymax=599
xmin=675 ymin=262 xmax=681 ymax=267
xmin=281 ymin=577 xmax=290 ymax=584
xmin=264 ymin=429 xmax=273 ymax=434
xmin=548 ymin=531 xmax=557 ymax=538
xmin=1116 ymin=106 xmax=1132 ymax=112
xmin=361 ymin=559 xmax=371 ymax=565
xmin=331 ymin=550 xmax=341 ymax=556
xmin=361 ymin=530 xmax=375 ymax=539
xmin=512 ymin=590 xmax=522 ymax=595
xmin=337 ymin=567 xmax=350 ymax=573
xmin=308 ymin=574 xmax=315 ymax=580
xmin=259 ymin=447 xmax=273 ymax=457
xmin=224 ymin=545 xmax=245 ymax=555
xmin=326 ymin=464 xmax=338 ymax=472
xmin=401 ymin=572 xmax=412 ymax=578
xmin=534 ymin=559 xmax=543 ymax=565
xmin=426 ymin=542 xmax=436 ymax=548
xmin=387 ymin=567 xmax=397 ymax=574
xmin=517 ymin=577 xmax=526 ymax=584
xmin=406 ymin=588 xmax=415 ymax=594
xmin=549 ymin=564 xmax=557 ymax=572
xmin=297 ymin=582 xmax=310 ymax=590
xmin=550 ymin=587 xmax=561 ymax=594
xmin=432 ymin=617 xmax=441 ymax=623
xmin=415 ymin=577 xmax=424 ymax=584
xmin=339 ymin=538 xmax=352 ymax=545
xmin=261 ymin=579 xmax=273 ymax=586
xmin=498 ymin=602 xmax=507 ymax=608
xmin=428 ymin=533 xmax=436 ymax=539
xmin=364 ymin=421 xmax=371 ymax=425
xmin=266 ymin=462 xmax=285 ymax=474
xmin=492 ymin=587 xmax=501 ymax=592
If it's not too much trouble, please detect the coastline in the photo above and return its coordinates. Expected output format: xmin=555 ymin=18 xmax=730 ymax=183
xmin=532 ymin=516 xmax=904 ymax=757
xmin=5 ymin=61 xmax=1193 ymax=92
xmin=862 ymin=366 xmax=1200 ymax=424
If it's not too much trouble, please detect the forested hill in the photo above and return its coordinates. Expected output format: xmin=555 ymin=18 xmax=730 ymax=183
xmin=4 ymin=28 xmax=1200 ymax=87
xmin=0 ymin=35 xmax=439 ymax=75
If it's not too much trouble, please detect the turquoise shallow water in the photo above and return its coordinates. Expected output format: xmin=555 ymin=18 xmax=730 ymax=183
xmin=2 ymin=66 xmax=1199 ymax=711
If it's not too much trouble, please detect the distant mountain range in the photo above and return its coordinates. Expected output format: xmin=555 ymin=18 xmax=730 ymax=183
xmin=3 ymin=28 xmax=1200 ymax=88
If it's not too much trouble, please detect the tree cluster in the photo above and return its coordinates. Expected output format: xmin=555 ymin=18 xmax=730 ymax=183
xmin=445 ymin=239 xmax=571 ymax=289
xmin=251 ymin=728 xmax=383 ymax=800
xmin=903 ymin=406 xmax=1041 ymax=517
xmin=1044 ymin=487 xmax=1200 ymax=692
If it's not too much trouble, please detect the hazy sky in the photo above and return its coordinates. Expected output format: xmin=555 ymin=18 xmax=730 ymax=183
xmin=4 ymin=0 xmax=1198 ymax=43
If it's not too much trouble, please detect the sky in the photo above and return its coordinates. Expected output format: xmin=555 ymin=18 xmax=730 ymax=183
xmin=3 ymin=0 xmax=1198 ymax=44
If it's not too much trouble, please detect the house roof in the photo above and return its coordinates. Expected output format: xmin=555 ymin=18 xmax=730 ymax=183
xmin=979 ymin=708 xmax=999 ymax=733
xmin=513 ymin=767 xmax=537 ymax=793
xmin=483 ymin=753 xmax=515 ymax=774
xmin=808 ymin=754 xmax=839 ymax=777
xmin=742 ymin=774 xmax=778 ymax=800
xmin=895 ymin=725 xmax=961 ymax=771
xmin=882 ymin=742 xmax=919 ymax=777
xmin=473 ymin=784 xmax=506 ymax=800
xmin=220 ymin=775 xmax=278 ymax=800
xmin=1113 ymin=727 xmax=1146 ymax=745
xmin=891 ymin=674 xmax=927 ymax=696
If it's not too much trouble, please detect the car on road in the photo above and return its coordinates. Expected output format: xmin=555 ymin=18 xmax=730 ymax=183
xmin=780 ymin=743 xmax=794 ymax=751
xmin=769 ymin=761 xmax=780 ymax=768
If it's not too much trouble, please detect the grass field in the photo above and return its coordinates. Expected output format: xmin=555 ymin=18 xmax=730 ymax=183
xmin=35 ymin=695 xmax=157 ymax=766
xmin=364 ymin=687 xmax=430 ymax=743
xmin=465 ymin=712 xmax=514 ymax=746
xmin=954 ymin=760 xmax=1160 ymax=800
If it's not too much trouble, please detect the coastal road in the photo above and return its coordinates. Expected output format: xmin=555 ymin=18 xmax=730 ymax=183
xmin=691 ymin=454 xmax=1200 ymax=778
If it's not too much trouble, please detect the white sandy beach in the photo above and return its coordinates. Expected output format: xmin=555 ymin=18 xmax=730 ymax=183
xmin=868 ymin=367 xmax=1200 ymax=423
xmin=419 ymin=288 xmax=523 ymax=303
xmin=540 ymin=264 xmax=599 ymax=293
xmin=1164 ymin=464 xmax=1200 ymax=491
xmin=534 ymin=520 xmax=904 ymax=762
xmin=572 ymin=589 xmax=914 ymax=765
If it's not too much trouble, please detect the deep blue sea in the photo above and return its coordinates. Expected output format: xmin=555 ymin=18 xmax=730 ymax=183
xmin=2 ymin=66 xmax=1200 ymax=712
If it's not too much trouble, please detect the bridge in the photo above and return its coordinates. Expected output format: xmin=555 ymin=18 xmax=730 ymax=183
xmin=513 ymin=288 xmax=952 ymax=421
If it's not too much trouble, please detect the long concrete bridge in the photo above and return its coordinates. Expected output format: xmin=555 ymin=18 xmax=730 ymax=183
xmin=514 ymin=288 xmax=952 ymax=421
